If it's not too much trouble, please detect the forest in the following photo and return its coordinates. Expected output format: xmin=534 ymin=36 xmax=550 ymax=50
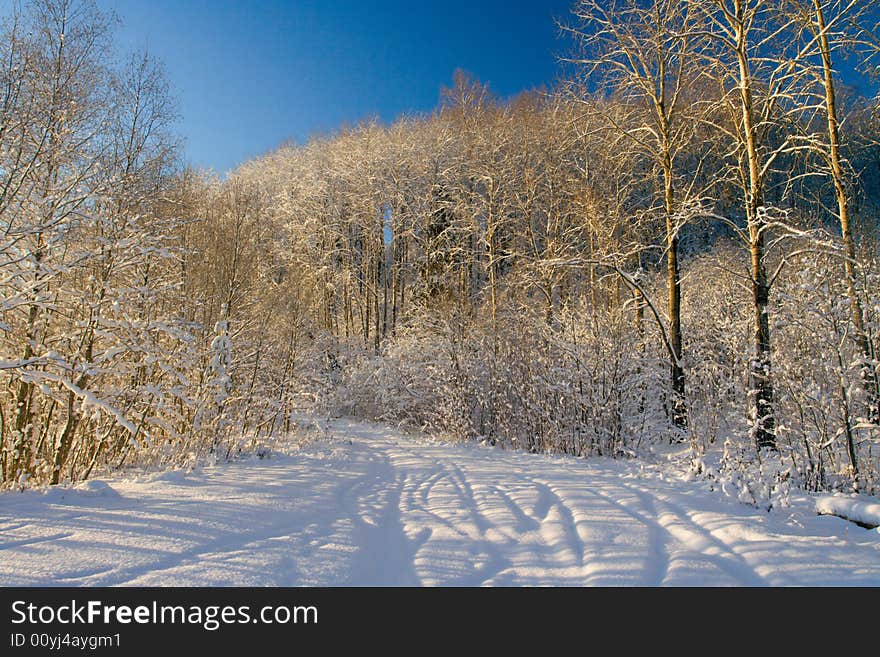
xmin=2 ymin=0 xmax=879 ymax=507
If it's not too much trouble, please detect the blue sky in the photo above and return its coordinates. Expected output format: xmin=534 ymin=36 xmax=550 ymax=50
xmin=100 ymin=0 xmax=576 ymax=174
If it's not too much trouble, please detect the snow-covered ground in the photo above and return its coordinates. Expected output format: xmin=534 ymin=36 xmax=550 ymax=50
xmin=1 ymin=418 xmax=879 ymax=586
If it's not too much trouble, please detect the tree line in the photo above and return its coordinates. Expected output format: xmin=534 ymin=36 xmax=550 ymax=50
xmin=2 ymin=0 xmax=879 ymax=498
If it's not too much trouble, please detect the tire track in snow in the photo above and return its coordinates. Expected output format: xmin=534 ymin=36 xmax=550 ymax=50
xmin=444 ymin=462 xmax=495 ymax=536
xmin=490 ymin=485 xmax=541 ymax=534
xmin=582 ymin=486 xmax=674 ymax=586
xmin=380 ymin=439 xmax=514 ymax=584
xmin=380 ymin=437 xmax=670 ymax=584
xmin=621 ymin=482 xmax=770 ymax=586
xmin=341 ymin=459 xmax=425 ymax=586
xmin=4 ymin=418 xmax=879 ymax=586
xmin=530 ymin=479 xmax=585 ymax=569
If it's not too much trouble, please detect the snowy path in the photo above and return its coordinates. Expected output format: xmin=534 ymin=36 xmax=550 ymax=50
xmin=2 ymin=418 xmax=879 ymax=586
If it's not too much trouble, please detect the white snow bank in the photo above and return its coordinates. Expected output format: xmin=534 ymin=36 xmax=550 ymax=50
xmin=816 ymin=495 xmax=880 ymax=529
xmin=73 ymin=480 xmax=120 ymax=496
xmin=36 ymin=480 xmax=122 ymax=504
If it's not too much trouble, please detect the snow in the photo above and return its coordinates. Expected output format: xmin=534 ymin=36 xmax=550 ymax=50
xmin=1 ymin=417 xmax=879 ymax=586
xmin=816 ymin=495 xmax=880 ymax=529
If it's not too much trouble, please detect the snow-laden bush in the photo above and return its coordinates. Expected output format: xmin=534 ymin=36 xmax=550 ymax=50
xmin=682 ymin=245 xmax=880 ymax=496
xmin=717 ymin=440 xmax=792 ymax=510
xmin=324 ymin=303 xmax=676 ymax=457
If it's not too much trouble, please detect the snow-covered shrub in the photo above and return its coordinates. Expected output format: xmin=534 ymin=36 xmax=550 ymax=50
xmin=329 ymin=299 xmax=675 ymax=458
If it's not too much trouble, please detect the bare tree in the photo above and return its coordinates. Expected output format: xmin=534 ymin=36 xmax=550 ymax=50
xmin=691 ymin=0 xmax=813 ymax=452
xmin=785 ymin=0 xmax=879 ymax=431
xmin=563 ymin=0 xmax=711 ymax=430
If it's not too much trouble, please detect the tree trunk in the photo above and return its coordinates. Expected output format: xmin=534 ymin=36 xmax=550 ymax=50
xmin=735 ymin=0 xmax=776 ymax=451
xmin=814 ymin=0 xmax=879 ymax=425
xmin=749 ymin=235 xmax=776 ymax=451
xmin=51 ymin=390 xmax=79 ymax=485
xmin=662 ymin=153 xmax=687 ymax=430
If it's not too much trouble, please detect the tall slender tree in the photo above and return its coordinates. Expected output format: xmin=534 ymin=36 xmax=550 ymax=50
xmin=564 ymin=0 xmax=708 ymax=430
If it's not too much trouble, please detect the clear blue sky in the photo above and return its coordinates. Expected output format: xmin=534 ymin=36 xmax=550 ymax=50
xmin=100 ymin=0 xmax=576 ymax=174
